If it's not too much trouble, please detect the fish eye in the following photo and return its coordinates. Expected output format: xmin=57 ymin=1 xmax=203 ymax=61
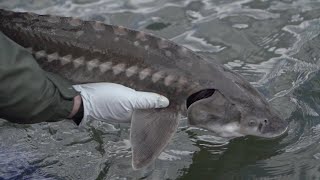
xmin=264 ymin=119 xmax=268 ymax=124
xmin=248 ymin=120 xmax=256 ymax=126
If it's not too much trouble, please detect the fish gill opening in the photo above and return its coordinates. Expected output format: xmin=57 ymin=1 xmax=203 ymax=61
xmin=186 ymin=89 xmax=216 ymax=109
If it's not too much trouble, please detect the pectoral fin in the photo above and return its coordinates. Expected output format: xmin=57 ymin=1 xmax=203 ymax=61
xmin=130 ymin=108 xmax=179 ymax=170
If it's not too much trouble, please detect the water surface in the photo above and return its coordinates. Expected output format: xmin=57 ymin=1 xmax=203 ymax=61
xmin=1 ymin=0 xmax=320 ymax=179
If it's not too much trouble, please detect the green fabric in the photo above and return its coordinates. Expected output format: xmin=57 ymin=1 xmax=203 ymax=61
xmin=0 ymin=31 xmax=78 ymax=124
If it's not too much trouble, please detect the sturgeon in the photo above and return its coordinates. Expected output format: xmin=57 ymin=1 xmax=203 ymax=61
xmin=0 ymin=9 xmax=288 ymax=169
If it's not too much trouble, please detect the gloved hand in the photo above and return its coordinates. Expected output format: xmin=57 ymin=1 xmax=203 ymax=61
xmin=72 ymin=83 xmax=169 ymax=125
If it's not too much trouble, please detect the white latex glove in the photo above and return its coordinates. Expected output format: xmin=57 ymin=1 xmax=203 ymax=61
xmin=72 ymin=83 xmax=169 ymax=125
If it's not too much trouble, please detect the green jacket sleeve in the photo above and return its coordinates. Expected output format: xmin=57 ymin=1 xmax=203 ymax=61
xmin=0 ymin=31 xmax=78 ymax=124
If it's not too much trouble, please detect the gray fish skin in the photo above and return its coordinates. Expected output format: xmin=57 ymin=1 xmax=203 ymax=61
xmin=0 ymin=9 xmax=288 ymax=169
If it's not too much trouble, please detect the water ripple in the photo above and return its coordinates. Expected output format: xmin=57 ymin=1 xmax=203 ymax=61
xmin=2 ymin=0 xmax=320 ymax=179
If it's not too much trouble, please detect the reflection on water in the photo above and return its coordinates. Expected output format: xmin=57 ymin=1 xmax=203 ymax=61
xmin=1 ymin=0 xmax=320 ymax=179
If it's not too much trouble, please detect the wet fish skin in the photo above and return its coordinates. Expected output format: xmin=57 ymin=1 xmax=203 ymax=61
xmin=0 ymin=9 xmax=200 ymax=107
xmin=0 ymin=9 xmax=288 ymax=169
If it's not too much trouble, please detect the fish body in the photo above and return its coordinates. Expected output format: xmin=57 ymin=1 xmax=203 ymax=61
xmin=0 ymin=9 xmax=288 ymax=169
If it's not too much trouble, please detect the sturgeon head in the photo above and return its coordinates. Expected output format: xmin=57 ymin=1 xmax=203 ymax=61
xmin=187 ymin=73 xmax=289 ymax=139
xmin=0 ymin=9 xmax=288 ymax=170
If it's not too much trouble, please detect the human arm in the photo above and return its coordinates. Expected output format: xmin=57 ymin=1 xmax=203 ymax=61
xmin=0 ymin=31 xmax=78 ymax=123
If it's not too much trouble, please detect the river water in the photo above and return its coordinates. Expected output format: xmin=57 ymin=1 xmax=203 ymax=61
xmin=1 ymin=0 xmax=320 ymax=179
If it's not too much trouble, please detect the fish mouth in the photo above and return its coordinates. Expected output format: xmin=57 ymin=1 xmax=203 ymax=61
xmin=257 ymin=124 xmax=289 ymax=139
xmin=241 ymin=120 xmax=289 ymax=139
